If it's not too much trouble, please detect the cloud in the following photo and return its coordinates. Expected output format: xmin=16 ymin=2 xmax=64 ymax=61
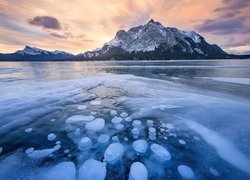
xmin=50 ymin=32 xmax=68 ymax=39
xmin=28 ymin=16 xmax=61 ymax=30
xmin=214 ymin=0 xmax=250 ymax=12
xmin=196 ymin=17 xmax=250 ymax=35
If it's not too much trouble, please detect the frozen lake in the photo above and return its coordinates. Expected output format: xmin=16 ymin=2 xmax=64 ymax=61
xmin=0 ymin=59 xmax=250 ymax=179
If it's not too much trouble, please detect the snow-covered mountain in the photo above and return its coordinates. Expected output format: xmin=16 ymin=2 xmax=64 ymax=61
xmin=77 ymin=19 xmax=228 ymax=60
xmin=0 ymin=46 xmax=74 ymax=61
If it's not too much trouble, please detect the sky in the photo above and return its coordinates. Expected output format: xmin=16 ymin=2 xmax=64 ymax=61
xmin=0 ymin=0 xmax=250 ymax=55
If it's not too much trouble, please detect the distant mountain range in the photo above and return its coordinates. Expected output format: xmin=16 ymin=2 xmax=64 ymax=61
xmin=0 ymin=19 xmax=249 ymax=61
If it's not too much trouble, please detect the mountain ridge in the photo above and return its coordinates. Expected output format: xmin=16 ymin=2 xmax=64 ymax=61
xmin=0 ymin=19 xmax=249 ymax=61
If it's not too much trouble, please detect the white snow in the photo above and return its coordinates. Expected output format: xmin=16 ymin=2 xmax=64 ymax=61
xmin=65 ymin=115 xmax=95 ymax=123
xmin=98 ymin=134 xmax=110 ymax=144
xmin=77 ymin=105 xmax=87 ymax=110
xmin=150 ymin=143 xmax=171 ymax=161
xmin=111 ymin=116 xmax=123 ymax=124
xmin=47 ymin=133 xmax=56 ymax=141
xmin=110 ymin=110 xmax=117 ymax=116
xmin=79 ymin=159 xmax=106 ymax=180
xmin=120 ymin=112 xmax=128 ymax=118
xmin=25 ymin=128 xmax=33 ymax=133
xmin=90 ymin=100 xmax=102 ymax=106
xmin=178 ymin=139 xmax=186 ymax=145
xmin=104 ymin=143 xmax=124 ymax=164
xmin=178 ymin=165 xmax=194 ymax=179
xmin=185 ymin=120 xmax=250 ymax=174
xmin=85 ymin=118 xmax=105 ymax=131
xmin=129 ymin=162 xmax=148 ymax=180
xmin=78 ymin=137 xmax=92 ymax=151
xmin=46 ymin=162 xmax=76 ymax=180
xmin=203 ymin=77 xmax=250 ymax=85
xmin=133 ymin=139 xmax=148 ymax=153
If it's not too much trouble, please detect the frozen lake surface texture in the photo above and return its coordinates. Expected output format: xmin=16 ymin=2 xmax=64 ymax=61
xmin=0 ymin=60 xmax=250 ymax=179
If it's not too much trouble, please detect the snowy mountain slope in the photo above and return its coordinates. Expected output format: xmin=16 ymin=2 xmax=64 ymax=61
xmin=77 ymin=19 xmax=228 ymax=60
xmin=0 ymin=46 xmax=74 ymax=61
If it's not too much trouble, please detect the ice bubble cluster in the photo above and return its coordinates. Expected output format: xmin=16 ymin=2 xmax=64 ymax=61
xmin=79 ymin=159 xmax=106 ymax=180
xmin=129 ymin=162 xmax=148 ymax=180
xmin=178 ymin=165 xmax=194 ymax=179
xmin=65 ymin=115 xmax=95 ymax=123
xmin=150 ymin=143 xmax=171 ymax=161
xmin=133 ymin=139 xmax=148 ymax=154
xmin=148 ymin=127 xmax=156 ymax=140
xmin=85 ymin=118 xmax=105 ymax=131
xmin=147 ymin=120 xmax=154 ymax=127
xmin=78 ymin=137 xmax=92 ymax=151
xmin=131 ymin=128 xmax=140 ymax=139
xmin=46 ymin=161 xmax=76 ymax=180
xmin=132 ymin=120 xmax=142 ymax=128
xmin=104 ymin=143 xmax=124 ymax=164
xmin=47 ymin=133 xmax=56 ymax=141
xmin=77 ymin=105 xmax=87 ymax=110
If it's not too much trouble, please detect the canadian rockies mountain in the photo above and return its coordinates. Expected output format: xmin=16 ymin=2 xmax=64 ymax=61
xmin=0 ymin=19 xmax=249 ymax=61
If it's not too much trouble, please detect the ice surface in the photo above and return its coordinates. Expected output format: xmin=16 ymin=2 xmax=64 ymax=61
xmin=133 ymin=139 xmax=148 ymax=153
xmin=132 ymin=120 xmax=142 ymax=128
xmin=203 ymin=77 xmax=250 ymax=85
xmin=25 ymin=128 xmax=33 ymax=133
xmin=151 ymin=104 xmax=180 ymax=110
xmin=150 ymin=143 xmax=171 ymax=161
xmin=46 ymin=162 xmax=76 ymax=180
xmin=77 ymin=105 xmax=87 ymax=110
xmin=178 ymin=165 xmax=194 ymax=179
xmin=65 ymin=115 xmax=95 ymax=123
xmin=85 ymin=118 xmax=105 ymax=131
xmin=185 ymin=120 xmax=250 ymax=174
xmin=79 ymin=159 xmax=106 ymax=180
xmin=129 ymin=162 xmax=148 ymax=180
xmin=104 ymin=143 xmax=124 ymax=164
xmin=47 ymin=133 xmax=56 ymax=141
xmin=98 ymin=134 xmax=110 ymax=144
